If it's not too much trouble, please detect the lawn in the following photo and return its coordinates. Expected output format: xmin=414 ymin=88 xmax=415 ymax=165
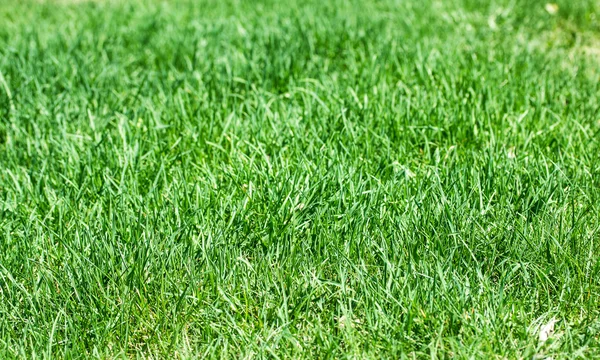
xmin=1 ymin=0 xmax=600 ymax=358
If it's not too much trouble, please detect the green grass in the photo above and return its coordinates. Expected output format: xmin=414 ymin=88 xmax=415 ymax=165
xmin=1 ymin=0 xmax=600 ymax=358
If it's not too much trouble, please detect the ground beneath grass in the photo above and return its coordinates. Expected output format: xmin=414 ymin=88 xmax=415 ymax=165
xmin=1 ymin=0 xmax=600 ymax=358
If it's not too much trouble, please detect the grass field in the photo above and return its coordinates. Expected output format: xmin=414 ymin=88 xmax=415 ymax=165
xmin=1 ymin=0 xmax=600 ymax=358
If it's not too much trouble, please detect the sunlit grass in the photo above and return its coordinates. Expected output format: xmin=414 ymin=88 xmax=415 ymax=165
xmin=1 ymin=0 xmax=599 ymax=358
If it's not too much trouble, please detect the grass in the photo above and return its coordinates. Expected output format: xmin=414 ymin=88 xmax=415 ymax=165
xmin=1 ymin=0 xmax=600 ymax=358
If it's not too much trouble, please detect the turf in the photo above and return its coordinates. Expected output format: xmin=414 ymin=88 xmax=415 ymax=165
xmin=1 ymin=0 xmax=600 ymax=358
